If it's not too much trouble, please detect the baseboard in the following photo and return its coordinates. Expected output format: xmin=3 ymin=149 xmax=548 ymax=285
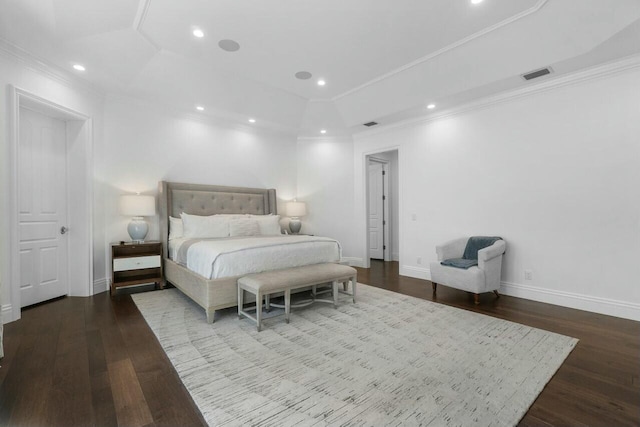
xmin=93 ymin=278 xmax=108 ymax=295
xmin=500 ymin=281 xmax=640 ymax=322
xmin=400 ymin=265 xmax=431 ymax=281
xmin=392 ymin=252 xmax=400 ymax=262
xmin=2 ymin=303 xmax=12 ymax=324
xmin=398 ymin=266 xmax=640 ymax=321
xmin=341 ymin=257 xmax=365 ymax=268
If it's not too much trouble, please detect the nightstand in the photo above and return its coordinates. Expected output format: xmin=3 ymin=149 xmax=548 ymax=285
xmin=111 ymin=241 xmax=163 ymax=296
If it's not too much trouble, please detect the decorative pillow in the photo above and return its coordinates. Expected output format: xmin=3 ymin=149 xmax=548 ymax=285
xmin=169 ymin=216 xmax=183 ymax=240
xmin=180 ymin=212 xmax=230 ymax=238
xmin=248 ymin=214 xmax=282 ymax=235
xmin=229 ymin=219 xmax=260 ymax=237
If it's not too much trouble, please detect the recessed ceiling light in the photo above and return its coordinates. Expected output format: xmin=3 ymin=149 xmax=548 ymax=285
xmin=73 ymin=64 xmax=85 ymax=71
xmin=196 ymin=105 xmax=204 ymax=111
xmin=317 ymin=79 xmax=326 ymax=86
xmin=427 ymin=104 xmax=436 ymax=109
xmin=248 ymin=118 xmax=256 ymax=123
xmin=295 ymin=71 xmax=312 ymax=80
xmin=320 ymin=129 xmax=327 ymax=134
xmin=471 ymin=0 xmax=483 ymax=4
xmin=193 ymin=28 xmax=204 ymax=38
xmin=219 ymin=39 xmax=240 ymax=52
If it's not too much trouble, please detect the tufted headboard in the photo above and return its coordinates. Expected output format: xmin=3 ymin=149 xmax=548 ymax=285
xmin=158 ymin=181 xmax=277 ymax=258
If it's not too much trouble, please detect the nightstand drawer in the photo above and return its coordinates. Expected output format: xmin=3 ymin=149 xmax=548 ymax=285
xmin=113 ymin=255 xmax=161 ymax=272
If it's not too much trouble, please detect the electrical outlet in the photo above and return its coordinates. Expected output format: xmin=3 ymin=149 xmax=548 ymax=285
xmin=417 ymin=257 xmax=422 ymax=265
xmin=524 ymin=270 xmax=533 ymax=281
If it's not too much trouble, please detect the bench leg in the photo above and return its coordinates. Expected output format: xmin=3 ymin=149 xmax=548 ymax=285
xmin=206 ymin=309 xmax=215 ymax=324
xmin=333 ymin=280 xmax=339 ymax=308
xmin=256 ymin=292 xmax=263 ymax=332
xmin=265 ymin=294 xmax=271 ymax=312
xmin=352 ymin=276 xmax=357 ymax=303
xmin=285 ymin=289 xmax=291 ymax=323
xmin=237 ymin=286 xmax=244 ymax=320
xmin=311 ymin=284 xmax=317 ymax=299
xmin=343 ymin=280 xmax=348 ymax=292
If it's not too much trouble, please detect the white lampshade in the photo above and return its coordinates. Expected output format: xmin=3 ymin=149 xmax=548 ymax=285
xmin=286 ymin=201 xmax=307 ymax=217
xmin=119 ymin=194 xmax=156 ymax=217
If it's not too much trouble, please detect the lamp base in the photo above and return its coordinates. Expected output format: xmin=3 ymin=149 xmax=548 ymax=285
xmin=289 ymin=218 xmax=302 ymax=234
xmin=128 ymin=217 xmax=149 ymax=242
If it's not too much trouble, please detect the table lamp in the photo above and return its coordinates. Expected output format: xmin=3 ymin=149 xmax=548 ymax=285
xmin=286 ymin=200 xmax=307 ymax=234
xmin=119 ymin=194 xmax=156 ymax=242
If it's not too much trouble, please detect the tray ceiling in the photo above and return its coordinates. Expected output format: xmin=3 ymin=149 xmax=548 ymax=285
xmin=1 ymin=0 xmax=639 ymax=136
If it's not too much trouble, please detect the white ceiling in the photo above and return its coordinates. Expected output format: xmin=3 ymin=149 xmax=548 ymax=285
xmin=1 ymin=0 xmax=639 ymax=136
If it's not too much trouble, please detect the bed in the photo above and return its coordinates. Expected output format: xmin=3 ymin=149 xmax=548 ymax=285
xmin=158 ymin=181 xmax=341 ymax=323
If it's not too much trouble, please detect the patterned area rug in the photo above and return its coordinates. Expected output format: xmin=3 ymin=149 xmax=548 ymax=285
xmin=132 ymin=285 xmax=577 ymax=427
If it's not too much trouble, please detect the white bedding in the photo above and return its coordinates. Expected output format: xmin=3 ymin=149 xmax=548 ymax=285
xmin=169 ymin=235 xmax=341 ymax=279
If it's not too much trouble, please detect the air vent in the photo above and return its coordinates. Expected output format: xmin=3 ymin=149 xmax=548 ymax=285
xmin=522 ymin=67 xmax=552 ymax=81
xmin=363 ymin=121 xmax=378 ymax=127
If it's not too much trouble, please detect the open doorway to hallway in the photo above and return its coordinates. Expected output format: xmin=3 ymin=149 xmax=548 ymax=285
xmin=366 ymin=150 xmax=399 ymax=262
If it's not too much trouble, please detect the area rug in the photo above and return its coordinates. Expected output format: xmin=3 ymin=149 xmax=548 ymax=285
xmin=132 ymin=285 xmax=577 ymax=427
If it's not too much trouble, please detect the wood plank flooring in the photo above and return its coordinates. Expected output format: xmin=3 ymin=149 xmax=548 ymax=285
xmin=0 ymin=261 xmax=638 ymax=426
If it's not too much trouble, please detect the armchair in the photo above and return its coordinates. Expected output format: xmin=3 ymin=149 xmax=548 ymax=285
xmin=430 ymin=237 xmax=506 ymax=304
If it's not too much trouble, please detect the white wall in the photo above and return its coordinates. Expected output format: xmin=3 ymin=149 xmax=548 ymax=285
xmin=96 ymin=96 xmax=299 ymax=284
xmin=0 ymin=52 xmax=104 ymax=322
xmin=296 ymin=137 xmax=360 ymax=264
xmin=353 ymin=66 xmax=640 ymax=320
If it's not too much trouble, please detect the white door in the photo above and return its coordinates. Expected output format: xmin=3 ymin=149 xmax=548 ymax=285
xmin=18 ymin=107 xmax=69 ymax=307
xmin=368 ymin=162 xmax=384 ymax=259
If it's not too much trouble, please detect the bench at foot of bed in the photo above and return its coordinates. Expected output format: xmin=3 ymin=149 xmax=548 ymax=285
xmin=237 ymin=263 xmax=357 ymax=332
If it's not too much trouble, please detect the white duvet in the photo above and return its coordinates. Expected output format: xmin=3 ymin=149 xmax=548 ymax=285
xmin=169 ymin=235 xmax=341 ymax=279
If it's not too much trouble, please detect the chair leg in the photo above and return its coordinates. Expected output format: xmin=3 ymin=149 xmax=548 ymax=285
xmin=474 ymin=293 xmax=480 ymax=305
xmin=493 ymin=290 xmax=500 ymax=298
xmin=432 ymin=282 xmax=437 ymax=293
xmin=343 ymin=280 xmax=348 ymax=292
xmin=332 ymin=280 xmax=339 ymax=308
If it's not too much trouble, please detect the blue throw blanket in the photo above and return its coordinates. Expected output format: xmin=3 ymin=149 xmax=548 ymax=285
xmin=441 ymin=236 xmax=502 ymax=269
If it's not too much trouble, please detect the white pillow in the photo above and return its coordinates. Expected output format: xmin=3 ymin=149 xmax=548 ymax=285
xmin=249 ymin=214 xmax=282 ymax=235
xmin=181 ymin=213 xmax=230 ymax=238
xmin=169 ymin=216 xmax=183 ymax=240
xmin=229 ymin=219 xmax=260 ymax=237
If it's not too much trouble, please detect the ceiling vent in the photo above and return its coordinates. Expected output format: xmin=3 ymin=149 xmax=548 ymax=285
xmin=363 ymin=121 xmax=378 ymax=127
xmin=522 ymin=67 xmax=552 ymax=81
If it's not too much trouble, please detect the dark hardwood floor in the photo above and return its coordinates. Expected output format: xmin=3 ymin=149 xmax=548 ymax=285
xmin=1 ymin=260 xmax=638 ymax=426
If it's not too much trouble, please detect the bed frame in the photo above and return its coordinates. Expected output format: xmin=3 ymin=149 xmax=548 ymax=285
xmin=158 ymin=181 xmax=277 ymax=323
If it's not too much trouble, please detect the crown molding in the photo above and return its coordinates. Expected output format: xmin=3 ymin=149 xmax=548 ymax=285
xmin=333 ymin=0 xmax=549 ymax=102
xmin=354 ymin=53 xmax=640 ymax=139
xmin=0 ymin=38 xmax=105 ymax=98
xmin=134 ymin=0 xmax=162 ymax=51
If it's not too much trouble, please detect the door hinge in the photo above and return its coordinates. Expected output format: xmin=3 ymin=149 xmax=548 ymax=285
xmin=383 ymin=220 xmax=386 ymax=225
xmin=382 ymin=195 xmax=386 ymax=200
xmin=382 ymin=170 xmax=386 ymax=175
xmin=383 ymin=245 xmax=386 ymax=250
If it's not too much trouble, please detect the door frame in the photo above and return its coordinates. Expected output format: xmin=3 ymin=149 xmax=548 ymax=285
xmin=362 ymin=147 xmax=400 ymax=268
xmin=367 ymin=157 xmax=390 ymax=261
xmin=7 ymin=86 xmax=93 ymax=322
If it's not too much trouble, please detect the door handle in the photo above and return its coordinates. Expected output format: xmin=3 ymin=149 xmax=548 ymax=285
xmin=60 ymin=226 xmax=69 ymax=235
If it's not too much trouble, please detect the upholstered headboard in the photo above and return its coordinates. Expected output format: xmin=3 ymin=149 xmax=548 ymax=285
xmin=158 ymin=181 xmax=277 ymax=258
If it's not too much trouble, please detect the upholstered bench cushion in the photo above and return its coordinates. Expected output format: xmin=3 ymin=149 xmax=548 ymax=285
xmin=238 ymin=263 xmax=357 ymax=293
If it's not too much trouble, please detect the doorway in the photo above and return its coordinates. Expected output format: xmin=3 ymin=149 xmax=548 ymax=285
xmin=8 ymin=87 xmax=93 ymax=321
xmin=368 ymin=158 xmax=389 ymax=260
xmin=366 ymin=149 xmax=399 ymax=264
